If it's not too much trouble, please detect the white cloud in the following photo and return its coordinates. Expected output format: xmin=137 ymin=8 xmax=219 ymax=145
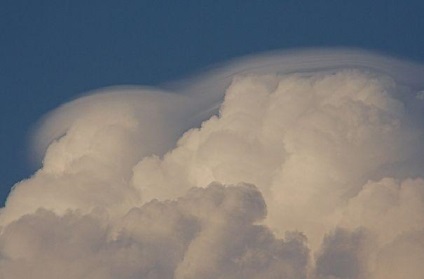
xmin=2 ymin=49 xmax=424 ymax=278
xmin=0 ymin=183 xmax=309 ymax=279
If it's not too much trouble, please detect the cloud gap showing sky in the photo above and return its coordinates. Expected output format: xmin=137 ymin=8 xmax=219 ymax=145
xmin=2 ymin=48 xmax=424 ymax=279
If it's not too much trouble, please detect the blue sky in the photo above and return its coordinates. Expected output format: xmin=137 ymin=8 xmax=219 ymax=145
xmin=1 ymin=0 xmax=424 ymax=205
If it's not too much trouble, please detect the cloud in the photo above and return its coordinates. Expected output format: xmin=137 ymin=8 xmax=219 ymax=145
xmin=2 ymin=48 xmax=424 ymax=278
xmin=315 ymin=228 xmax=371 ymax=279
xmin=0 ymin=183 xmax=309 ymax=279
xmin=373 ymin=230 xmax=424 ymax=279
xmin=132 ymin=69 xmax=424 ymax=250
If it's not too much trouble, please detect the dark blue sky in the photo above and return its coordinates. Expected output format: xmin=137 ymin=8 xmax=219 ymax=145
xmin=1 ymin=0 xmax=424 ymax=205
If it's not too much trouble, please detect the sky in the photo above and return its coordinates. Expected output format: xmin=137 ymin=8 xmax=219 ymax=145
xmin=2 ymin=1 xmax=424 ymax=278
xmin=2 ymin=1 xmax=424 ymax=204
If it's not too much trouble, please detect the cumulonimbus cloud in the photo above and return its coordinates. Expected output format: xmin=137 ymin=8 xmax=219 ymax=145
xmin=2 ymin=48 xmax=424 ymax=279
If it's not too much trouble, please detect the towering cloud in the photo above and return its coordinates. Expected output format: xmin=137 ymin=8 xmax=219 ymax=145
xmin=2 ymin=49 xmax=424 ymax=278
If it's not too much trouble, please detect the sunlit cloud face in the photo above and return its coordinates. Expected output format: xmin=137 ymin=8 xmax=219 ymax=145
xmin=2 ymin=49 xmax=424 ymax=279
